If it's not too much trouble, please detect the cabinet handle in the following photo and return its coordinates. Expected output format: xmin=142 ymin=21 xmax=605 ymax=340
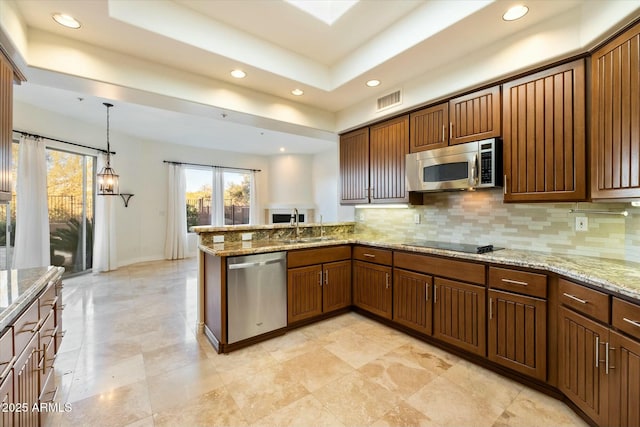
xmin=425 ymin=283 xmax=429 ymax=302
xmin=449 ymin=122 xmax=453 ymax=139
xmin=504 ymin=174 xmax=508 ymax=195
xmin=607 ymin=344 xmax=616 ymax=374
xmin=501 ymin=278 xmax=528 ymax=287
xmin=363 ymin=253 xmax=376 ymax=258
xmin=318 ymin=271 xmax=322 ymax=287
xmin=442 ymin=124 xmax=445 ymax=141
xmin=325 ymin=270 xmax=329 ymax=286
xmin=563 ymin=293 xmax=588 ymax=304
xmin=385 ymin=273 xmax=389 ymax=289
xmin=623 ymin=317 xmax=640 ymax=328
xmin=489 ymin=297 xmax=493 ymax=320
xmin=434 ymin=284 xmax=438 ymax=304
xmin=595 ymin=336 xmax=600 ymax=368
xmin=0 ymin=356 xmax=16 ymax=381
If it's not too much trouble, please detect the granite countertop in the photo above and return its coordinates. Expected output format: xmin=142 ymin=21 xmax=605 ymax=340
xmin=199 ymin=235 xmax=640 ymax=302
xmin=0 ymin=266 xmax=65 ymax=332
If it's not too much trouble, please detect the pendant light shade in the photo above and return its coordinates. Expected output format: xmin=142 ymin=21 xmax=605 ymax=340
xmin=97 ymin=102 xmax=119 ymax=195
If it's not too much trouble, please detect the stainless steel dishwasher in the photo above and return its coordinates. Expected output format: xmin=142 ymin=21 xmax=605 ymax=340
xmin=226 ymin=251 xmax=287 ymax=344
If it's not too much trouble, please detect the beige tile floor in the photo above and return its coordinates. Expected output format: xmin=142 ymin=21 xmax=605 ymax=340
xmin=45 ymin=258 xmax=589 ymax=427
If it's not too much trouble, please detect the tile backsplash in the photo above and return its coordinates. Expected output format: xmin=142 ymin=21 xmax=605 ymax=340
xmin=355 ymin=189 xmax=640 ymax=263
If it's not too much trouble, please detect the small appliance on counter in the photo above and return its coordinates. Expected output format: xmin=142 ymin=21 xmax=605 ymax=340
xmin=402 ymin=240 xmax=502 ymax=254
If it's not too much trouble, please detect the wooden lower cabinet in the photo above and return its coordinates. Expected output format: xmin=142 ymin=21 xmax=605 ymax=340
xmin=322 ymin=261 xmax=352 ymax=313
xmin=609 ymin=331 xmax=640 ymax=427
xmin=559 ymin=307 xmax=610 ymax=426
xmin=488 ymin=289 xmax=547 ymax=381
xmin=353 ymin=260 xmax=392 ymax=319
xmin=393 ymin=268 xmax=432 ymax=335
xmin=0 ymin=370 xmax=13 ymax=427
xmin=14 ymin=333 xmax=40 ymax=427
xmin=433 ymin=277 xmax=486 ymax=356
xmin=288 ymin=260 xmax=351 ymax=324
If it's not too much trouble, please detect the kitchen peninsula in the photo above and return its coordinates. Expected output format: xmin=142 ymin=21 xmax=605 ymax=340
xmin=194 ymin=223 xmax=640 ymax=427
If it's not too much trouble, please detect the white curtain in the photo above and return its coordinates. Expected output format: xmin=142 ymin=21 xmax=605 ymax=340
xmin=249 ymin=170 xmax=260 ymax=224
xmin=211 ymin=168 xmax=224 ymax=226
xmin=164 ymin=163 xmax=187 ymax=259
xmin=13 ymin=135 xmax=50 ymax=269
xmin=93 ymin=153 xmax=118 ymax=272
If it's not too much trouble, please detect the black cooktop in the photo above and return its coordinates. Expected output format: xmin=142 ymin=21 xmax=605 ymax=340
xmin=403 ymin=240 xmax=502 ymax=254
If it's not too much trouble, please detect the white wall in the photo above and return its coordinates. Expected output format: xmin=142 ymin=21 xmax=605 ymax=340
xmin=267 ymin=154 xmax=314 ymax=208
xmin=311 ymin=147 xmax=354 ymax=223
xmin=13 ymin=101 xmax=273 ymax=267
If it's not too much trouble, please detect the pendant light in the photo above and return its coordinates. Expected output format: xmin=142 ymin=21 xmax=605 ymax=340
xmin=97 ymin=102 xmax=119 ymax=195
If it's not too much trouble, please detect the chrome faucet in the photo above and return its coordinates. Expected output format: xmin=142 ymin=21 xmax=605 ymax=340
xmin=320 ymin=214 xmax=325 ymax=239
xmin=292 ymin=208 xmax=301 ymax=240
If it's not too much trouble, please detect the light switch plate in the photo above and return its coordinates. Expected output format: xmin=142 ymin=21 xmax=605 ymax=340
xmin=213 ymin=235 xmax=224 ymax=243
xmin=242 ymin=233 xmax=253 ymax=241
xmin=414 ymin=213 xmax=421 ymax=224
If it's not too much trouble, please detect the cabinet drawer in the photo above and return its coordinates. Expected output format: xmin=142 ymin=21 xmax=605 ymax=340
xmin=353 ymin=246 xmax=392 ymax=266
xmin=489 ymin=267 xmax=546 ymax=298
xmin=14 ymin=301 xmax=39 ymax=358
xmin=39 ymin=282 xmax=58 ymax=319
xmin=0 ymin=328 xmax=13 ymax=383
xmin=39 ymin=311 xmax=56 ymax=350
xmin=558 ymin=279 xmax=609 ymax=323
xmin=395 ymin=251 xmax=485 ymax=285
xmin=612 ymin=298 xmax=640 ymax=341
xmin=287 ymin=245 xmax=351 ymax=268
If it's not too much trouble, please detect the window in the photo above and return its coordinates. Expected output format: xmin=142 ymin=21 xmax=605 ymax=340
xmin=185 ymin=167 xmax=252 ymax=228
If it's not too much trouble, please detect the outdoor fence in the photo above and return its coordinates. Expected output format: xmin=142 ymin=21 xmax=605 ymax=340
xmin=186 ymin=197 xmax=249 ymax=226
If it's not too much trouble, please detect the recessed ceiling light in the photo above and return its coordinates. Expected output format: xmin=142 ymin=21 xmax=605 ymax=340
xmin=52 ymin=13 xmax=81 ymax=29
xmin=502 ymin=5 xmax=529 ymax=21
xmin=231 ymin=69 xmax=246 ymax=79
xmin=366 ymin=79 xmax=381 ymax=87
xmin=291 ymin=89 xmax=304 ymax=96
xmin=279 ymin=147 xmax=286 ymax=152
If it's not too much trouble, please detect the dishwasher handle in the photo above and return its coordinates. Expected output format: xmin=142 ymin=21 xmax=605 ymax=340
xmin=228 ymin=258 xmax=284 ymax=270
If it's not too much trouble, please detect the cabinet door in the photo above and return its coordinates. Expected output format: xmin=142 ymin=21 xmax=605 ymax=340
xmin=591 ymin=22 xmax=640 ymax=199
xmin=502 ymin=59 xmax=586 ymax=202
xmin=433 ymin=277 xmax=486 ymax=356
xmin=449 ymin=86 xmax=501 ymax=145
xmin=609 ymin=331 xmax=640 ymax=427
xmin=369 ymin=115 xmax=409 ymax=203
xmin=393 ymin=268 xmax=432 ymax=335
xmin=14 ymin=334 xmax=40 ymax=427
xmin=353 ymin=260 xmax=392 ymax=319
xmin=287 ymin=265 xmax=323 ymax=324
xmin=339 ymin=128 xmax=370 ymax=204
xmin=0 ymin=370 xmax=13 ymax=427
xmin=323 ymin=260 xmax=351 ymax=313
xmin=488 ymin=289 xmax=546 ymax=380
xmin=0 ymin=51 xmax=13 ymax=200
xmin=410 ymin=103 xmax=449 ymax=152
xmin=558 ymin=307 xmax=609 ymax=426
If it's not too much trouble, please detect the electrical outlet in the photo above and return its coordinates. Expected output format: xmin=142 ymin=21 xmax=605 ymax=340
xmin=575 ymin=216 xmax=588 ymax=232
xmin=213 ymin=235 xmax=224 ymax=243
xmin=414 ymin=213 xmax=421 ymax=224
xmin=241 ymin=233 xmax=253 ymax=241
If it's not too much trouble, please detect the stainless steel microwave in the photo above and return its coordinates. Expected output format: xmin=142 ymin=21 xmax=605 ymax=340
xmin=405 ymin=138 xmax=502 ymax=192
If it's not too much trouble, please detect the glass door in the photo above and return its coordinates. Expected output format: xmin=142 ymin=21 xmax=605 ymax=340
xmin=46 ymin=149 xmax=95 ymax=275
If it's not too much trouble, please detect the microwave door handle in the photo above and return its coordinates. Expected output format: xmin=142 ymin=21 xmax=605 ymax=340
xmin=470 ymin=153 xmax=478 ymax=187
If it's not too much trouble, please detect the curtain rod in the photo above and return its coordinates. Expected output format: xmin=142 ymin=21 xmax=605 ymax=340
xmin=163 ymin=160 xmax=261 ymax=173
xmin=13 ymin=130 xmax=115 ymax=155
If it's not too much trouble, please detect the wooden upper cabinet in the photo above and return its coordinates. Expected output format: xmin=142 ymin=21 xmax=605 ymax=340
xmin=0 ymin=51 xmax=13 ymax=201
xmin=502 ymin=59 xmax=587 ymax=202
xmin=339 ymin=127 xmax=370 ymax=204
xmin=591 ymin=22 xmax=640 ymax=199
xmin=410 ymin=103 xmax=448 ymax=152
xmin=449 ymin=86 xmax=501 ymax=145
xmin=369 ymin=115 xmax=409 ymax=203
